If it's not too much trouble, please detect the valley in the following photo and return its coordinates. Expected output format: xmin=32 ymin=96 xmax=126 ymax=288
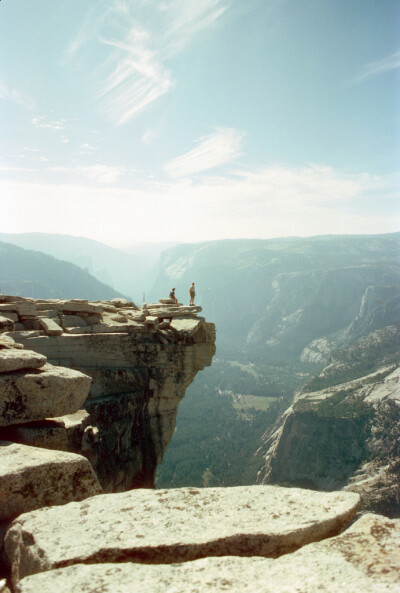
xmin=1 ymin=231 xmax=399 ymax=501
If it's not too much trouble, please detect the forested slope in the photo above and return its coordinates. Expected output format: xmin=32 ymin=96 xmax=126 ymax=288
xmin=156 ymin=233 xmax=400 ymax=488
xmin=0 ymin=241 xmax=126 ymax=300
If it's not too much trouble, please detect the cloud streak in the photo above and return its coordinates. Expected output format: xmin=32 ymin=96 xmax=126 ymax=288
xmin=31 ymin=117 xmax=66 ymax=130
xmin=78 ymin=164 xmax=123 ymax=184
xmin=353 ymin=50 xmax=400 ymax=84
xmin=98 ymin=32 xmax=173 ymax=125
xmin=65 ymin=0 xmax=229 ymax=124
xmin=164 ymin=128 xmax=243 ymax=177
xmin=0 ymin=82 xmax=34 ymax=110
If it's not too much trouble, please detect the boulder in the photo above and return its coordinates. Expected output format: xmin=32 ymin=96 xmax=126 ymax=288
xmin=62 ymin=301 xmax=103 ymax=315
xmin=147 ymin=306 xmax=202 ymax=319
xmin=170 ymin=318 xmax=203 ymax=337
xmin=4 ymin=410 xmax=91 ymax=453
xmin=0 ymin=303 xmax=36 ymax=316
xmin=0 ymin=336 xmax=23 ymax=350
xmin=111 ymin=299 xmax=137 ymax=309
xmin=38 ymin=318 xmax=63 ymax=336
xmin=0 ymin=441 xmax=103 ymax=522
xmin=59 ymin=315 xmax=86 ymax=329
xmin=0 ymin=363 xmax=91 ymax=426
xmin=0 ymin=349 xmax=47 ymax=373
xmin=15 ymin=303 xmax=37 ymax=316
xmin=0 ymin=313 xmax=18 ymax=322
xmin=4 ymin=486 xmax=359 ymax=583
xmin=12 ymin=513 xmax=400 ymax=593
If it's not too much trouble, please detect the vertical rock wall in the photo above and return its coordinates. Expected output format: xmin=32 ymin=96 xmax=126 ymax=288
xmin=6 ymin=298 xmax=216 ymax=491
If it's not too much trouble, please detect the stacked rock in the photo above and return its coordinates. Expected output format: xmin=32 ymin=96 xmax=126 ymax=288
xmin=0 ymin=332 xmax=103 ymax=578
xmin=1 ymin=295 xmax=208 ymax=346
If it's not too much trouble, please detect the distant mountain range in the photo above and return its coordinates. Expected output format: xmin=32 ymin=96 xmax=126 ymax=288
xmin=0 ymin=233 xmax=175 ymax=303
xmin=150 ymin=233 xmax=400 ymax=361
xmin=0 ymin=241 xmax=126 ymax=300
xmin=153 ymin=233 xmax=400 ymax=488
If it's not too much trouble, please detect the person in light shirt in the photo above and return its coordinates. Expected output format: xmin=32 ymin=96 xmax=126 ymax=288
xmin=189 ymin=282 xmax=196 ymax=306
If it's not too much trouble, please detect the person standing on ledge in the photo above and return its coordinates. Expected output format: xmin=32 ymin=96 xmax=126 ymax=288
xmin=189 ymin=282 xmax=196 ymax=306
xmin=170 ymin=288 xmax=178 ymax=304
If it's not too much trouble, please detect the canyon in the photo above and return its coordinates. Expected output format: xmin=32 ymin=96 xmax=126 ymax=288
xmin=0 ymin=291 xmax=399 ymax=591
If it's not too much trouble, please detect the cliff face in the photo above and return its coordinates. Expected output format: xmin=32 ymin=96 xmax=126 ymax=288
xmin=2 ymin=296 xmax=216 ymax=491
xmin=257 ymin=364 xmax=400 ymax=516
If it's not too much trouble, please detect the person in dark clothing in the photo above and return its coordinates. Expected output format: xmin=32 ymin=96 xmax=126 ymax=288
xmin=170 ymin=288 xmax=178 ymax=304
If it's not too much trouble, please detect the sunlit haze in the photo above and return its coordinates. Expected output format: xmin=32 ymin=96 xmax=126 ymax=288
xmin=1 ymin=0 xmax=399 ymax=248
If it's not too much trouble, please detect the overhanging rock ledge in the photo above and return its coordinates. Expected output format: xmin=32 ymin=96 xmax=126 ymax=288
xmin=3 ymin=296 xmax=216 ymax=491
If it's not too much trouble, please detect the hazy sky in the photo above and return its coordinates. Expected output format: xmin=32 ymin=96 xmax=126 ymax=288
xmin=1 ymin=0 xmax=399 ymax=247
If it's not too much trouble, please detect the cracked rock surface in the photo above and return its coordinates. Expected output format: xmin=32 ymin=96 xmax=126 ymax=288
xmin=5 ymin=485 xmax=360 ymax=584
xmin=13 ymin=513 xmax=400 ymax=593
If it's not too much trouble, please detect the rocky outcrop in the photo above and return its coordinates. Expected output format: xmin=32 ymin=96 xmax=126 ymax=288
xmin=257 ymin=365 xmax=400 ymax=516
xmin=0 ymin=442 xmax=102 ymax=522
xmin=2 ymin=295 xmax=216 ymax=492
xmin=11 ymin=513 xmax=400 ymax=593
xmin=0 ymin=333 xmax=103 ymax=580
xmin=0 ymin=363 xmax=91 ymax=427
xmin=4 ymin=485 xmax=359 ymax=586
xmin=1 ymin=292 xmax=399 ymax=592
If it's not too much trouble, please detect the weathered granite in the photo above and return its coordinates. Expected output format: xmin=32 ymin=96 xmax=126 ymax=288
xmin=62 ymin=300 xmax=103 ymax=315
xmin=0 ymin=336 xmax=23 ymax=350
xmin=38 ymin=318 xmax=63 ymax=336
xmin=9 ymin=299 xmax=216 ymax=491
xmin=2 ymin=411 xmax=91 ymax=453
xmin=257 ymin=366 xmax=400 ymax=516
xmin=4 ymin=485 xmax=360 ymax=584
xmin=0 ymin=363 xmax=92 ymax=426
xmin=13 ymin=513 xmax=399 ymax=593
xmin=0 ymin=442 xmax=102 ymax=522
xmin=0 ymin=349 xmax=46 ymax=374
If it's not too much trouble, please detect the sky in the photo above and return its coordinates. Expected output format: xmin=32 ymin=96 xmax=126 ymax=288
xmin=0 ymin=0 xmax=399 ymax=248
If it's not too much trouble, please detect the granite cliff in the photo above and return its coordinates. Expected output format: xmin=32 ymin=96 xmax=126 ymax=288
xmin=0 ymin=295 xmax=216 ymax=491
xmin=257 ymin=328 xmax=400 ymax=517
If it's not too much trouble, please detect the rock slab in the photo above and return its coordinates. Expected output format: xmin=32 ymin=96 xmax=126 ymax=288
xmin=5 ymin=485 xmax=360 ymax=584
xmin=13 ymin=513 xmax=400 ymax=593
xmin=0 ymin=441 xmax=103 ymax=522
xmin=0 ymin=363 xmax=91 ymax=426
xmin=0 ymin=349 xmax=47 ymax=374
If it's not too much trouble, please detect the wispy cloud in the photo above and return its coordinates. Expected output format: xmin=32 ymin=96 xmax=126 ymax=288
xmin=31 ymin=116 xmax=66 ymax=131
xmin=353 ymin=50 xmax=400 ymax=84
xmin=161 ymin=0 xmax=228 ymax=56
xmin=164 ymin=128 xmax=243 ymax=178
xmin=62 ymin=3 xmax=109 ymax=64
xmin=0 ymin=83 xmax=34 ymax=110
xmin=65 ymin=0 xmax=229 ymax=124
xmin=79 ymin=143 xmax=98 ymax=154
xmin=98 ymin=32 xmax=173 ymax=125
xmin=77 ymin=164 xmax=123 ymax=184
